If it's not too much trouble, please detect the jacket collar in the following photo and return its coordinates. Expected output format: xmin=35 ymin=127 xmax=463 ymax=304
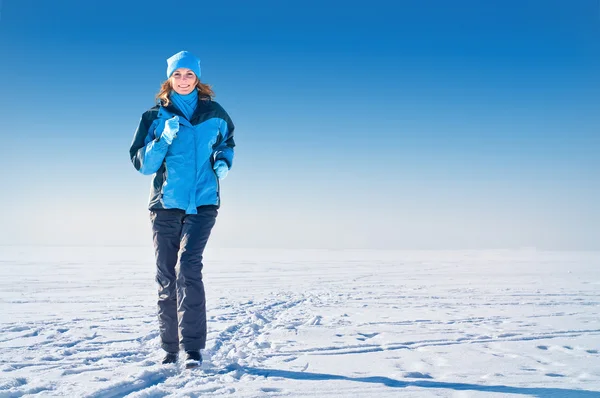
xmin=160 ymin=95 xmax=212 ymax=125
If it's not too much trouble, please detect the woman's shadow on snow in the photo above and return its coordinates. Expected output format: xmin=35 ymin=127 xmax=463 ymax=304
xmin=227 ymin=365 xmax=598 ymax=397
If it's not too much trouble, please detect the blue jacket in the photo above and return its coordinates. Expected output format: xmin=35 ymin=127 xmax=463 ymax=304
xmin=129 ymin=97 xmax=235 ymax=214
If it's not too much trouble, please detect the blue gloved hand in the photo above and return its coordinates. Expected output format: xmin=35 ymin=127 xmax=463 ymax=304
xmin=161 ymin=116 xmax=179 ymax=145
xmin=213 ymin=160 xmax=229 ymax=180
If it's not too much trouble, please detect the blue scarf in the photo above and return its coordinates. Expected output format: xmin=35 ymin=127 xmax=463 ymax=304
xmin=170 ymin=89 xmax=198 ymax=121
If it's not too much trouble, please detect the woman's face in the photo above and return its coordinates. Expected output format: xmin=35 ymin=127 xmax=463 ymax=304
xmin=170 ymin=68 xmax=197 ymax=95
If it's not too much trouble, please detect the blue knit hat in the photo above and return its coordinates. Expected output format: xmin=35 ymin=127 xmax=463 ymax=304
xmin=166 ymin=51 xmax=201 ymax=79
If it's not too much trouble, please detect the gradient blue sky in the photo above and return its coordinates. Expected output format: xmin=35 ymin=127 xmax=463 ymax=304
xmin=1 ymin=0 xmax=598 ymax=249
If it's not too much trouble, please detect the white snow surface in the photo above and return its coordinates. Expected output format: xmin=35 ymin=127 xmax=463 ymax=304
xmin=1 ymin=247 xmax=599 ymax=397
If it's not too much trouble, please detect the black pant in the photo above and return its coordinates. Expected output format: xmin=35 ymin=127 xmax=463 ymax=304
xmin=149 ymin=206 xmax=218 ymax=353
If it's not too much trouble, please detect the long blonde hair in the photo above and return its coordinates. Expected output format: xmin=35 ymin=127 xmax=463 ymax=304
xmin=156 ymin=79 xmax=215 ymax=106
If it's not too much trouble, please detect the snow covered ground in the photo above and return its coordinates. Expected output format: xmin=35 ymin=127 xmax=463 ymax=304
xmin=0 ymin=246 xmax=599 ymax=397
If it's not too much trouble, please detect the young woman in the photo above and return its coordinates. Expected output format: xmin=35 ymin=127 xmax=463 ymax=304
xmin=129 ymin=50 xmax=235 ymax=368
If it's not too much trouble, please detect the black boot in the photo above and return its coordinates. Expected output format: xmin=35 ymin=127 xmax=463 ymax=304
xmin=185 ymin=350 xmax=202 ymax=368
xmin=161 ymin=351 xmax=178 ymax=364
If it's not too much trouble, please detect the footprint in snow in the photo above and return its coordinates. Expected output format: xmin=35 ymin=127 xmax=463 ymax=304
xmin=305 ymin=316 xmax=322 ymax=326
xmin=261 ymin=387 xmax=283 ymax=393
xmin=356 ymin=332 xmax=379 ymax=341
xmin=403 ymin=372 xmax=433 ymax=379
xmin=358 ymin=332 xmax=379 ymax=338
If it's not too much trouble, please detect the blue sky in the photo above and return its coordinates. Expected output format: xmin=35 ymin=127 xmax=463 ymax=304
xmin=0 ymin=0 xmax=598 ymax=249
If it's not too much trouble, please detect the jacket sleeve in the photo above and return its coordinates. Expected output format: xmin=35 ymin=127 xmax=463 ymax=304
xmin=213 ymin=116 xmax=235 ymax=169
xmin=129 ymin=112 xmax=170 ymax=175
